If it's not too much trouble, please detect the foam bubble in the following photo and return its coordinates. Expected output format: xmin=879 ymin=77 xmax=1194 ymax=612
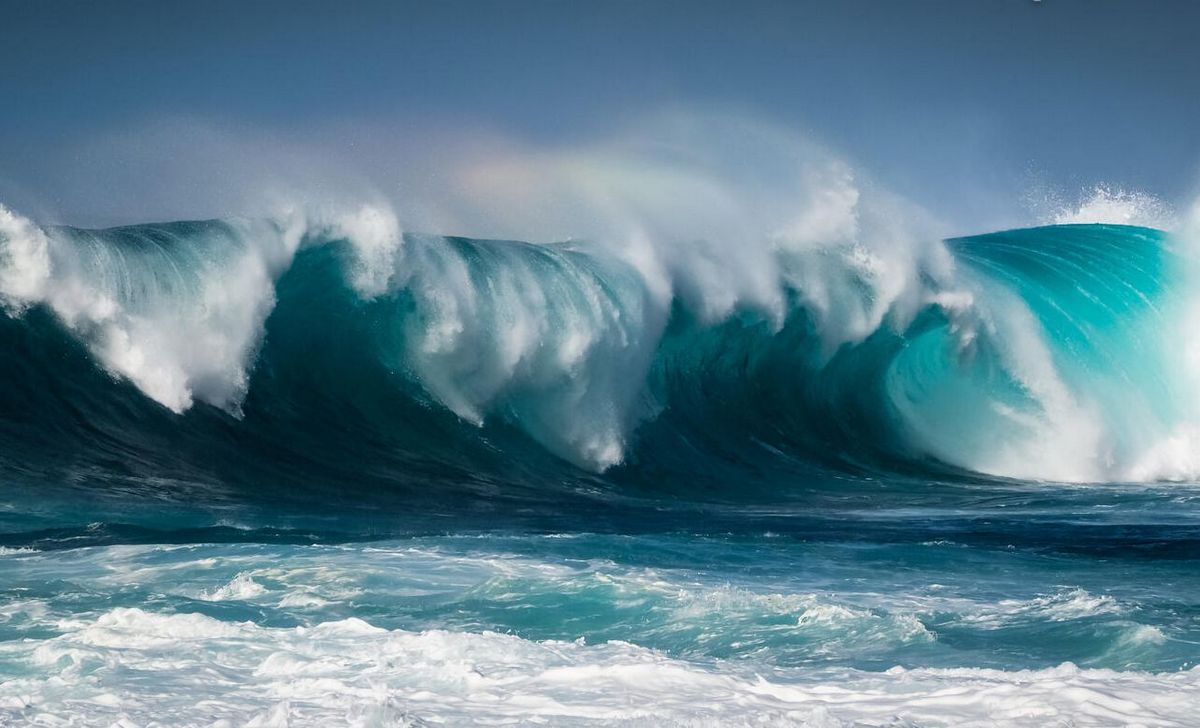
xmin=201 ymin=572 xmax=268 ymax=602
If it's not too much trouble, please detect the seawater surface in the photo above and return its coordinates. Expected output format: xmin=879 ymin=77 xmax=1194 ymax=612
xmin=0 ymin=206 xmax=1198 ymax=725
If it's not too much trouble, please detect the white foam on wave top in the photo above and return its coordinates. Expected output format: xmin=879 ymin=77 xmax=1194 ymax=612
xmin=956 ymin=588 xmax=1124 ymax=628
xmin=200 ymin=572 xmax=269 ymax=602
xmin=1 ymin=606 xmax=1195 ymax=727
xmin=0 ymin=205 xmax=51 ymax=306
xmin=0 ymin=202 xmax=408 ymax=417
xmin=1051 ymin=185 xmax=1177 ymax=229
xmin=0 ymin=204 xmax=309 ymax=412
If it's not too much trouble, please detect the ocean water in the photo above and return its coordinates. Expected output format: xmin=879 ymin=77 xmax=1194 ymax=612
xmin=1 ymin=203 xmax=1199 ymax=726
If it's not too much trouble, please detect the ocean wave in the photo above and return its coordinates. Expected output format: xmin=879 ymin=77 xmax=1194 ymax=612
xmin=2 ymin=195 xmax=1200 ymax=497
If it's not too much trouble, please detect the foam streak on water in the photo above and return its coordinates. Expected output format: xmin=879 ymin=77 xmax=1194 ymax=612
xmin=0 ymin=536 xmax=1197 ymax=727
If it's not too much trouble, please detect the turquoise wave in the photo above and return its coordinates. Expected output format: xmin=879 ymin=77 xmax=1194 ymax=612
xmin=0 ymin=216 xmax=1192 ymax=521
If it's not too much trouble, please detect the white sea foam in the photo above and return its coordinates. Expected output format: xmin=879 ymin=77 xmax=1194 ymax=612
xmin=0 ymin=546 xmax=37 ymax=556
xmin=0 ymin=205 xmax=51 ymax=308
xmin=0 ymin=204 xmax=306 ymax=412
xmin=300 ymin=202 xmax=405 ymax=299
xmin=0 ymin=539 xmax=1185 ymax=726
xmin=2 ymin=606 xmax=1195 ymax=727
xmin=669 ymin=584 xmax=936 ymax=653
xmin=201 ymin=571 xmax=269 ymax=601
xmin=1051 ymin=185 xmax=1177 ymax=229
xmin=957 ymin=588 xmax=1125 ymax=628
xmin=1128 ymin=424 xmax=1200 ymax=482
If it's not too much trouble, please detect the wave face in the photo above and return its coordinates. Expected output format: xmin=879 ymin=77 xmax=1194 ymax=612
xmin=1 ymin=206 xmax=1197 ymax=518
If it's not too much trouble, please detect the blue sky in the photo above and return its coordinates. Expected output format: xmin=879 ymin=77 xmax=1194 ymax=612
xmin=1 ymin=0 xmax=1197 ymax=232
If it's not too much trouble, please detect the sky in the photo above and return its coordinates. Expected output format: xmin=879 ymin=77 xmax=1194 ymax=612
xmin=1 ymin=0 xmax=1198 ymax=234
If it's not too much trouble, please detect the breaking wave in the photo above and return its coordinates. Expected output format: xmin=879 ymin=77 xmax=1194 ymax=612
xmin=3 ymin=192 xmax=1199 ymax=503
